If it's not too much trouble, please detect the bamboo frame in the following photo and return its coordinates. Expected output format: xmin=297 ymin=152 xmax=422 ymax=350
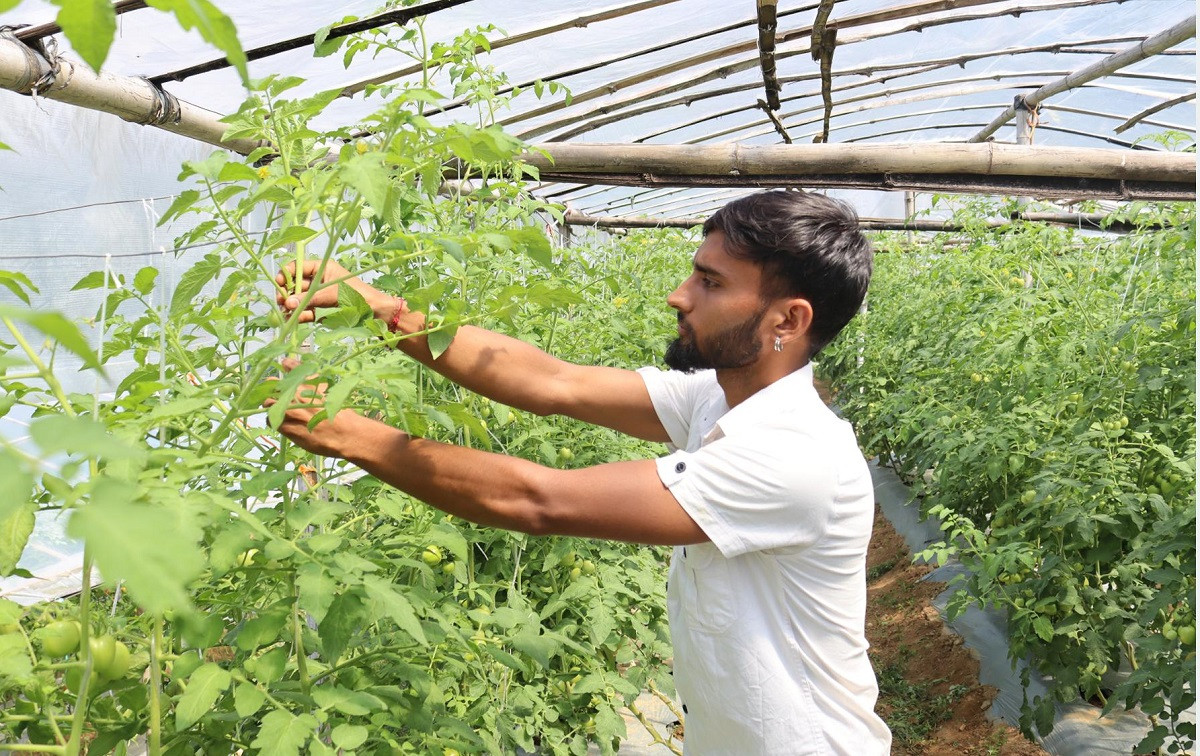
xmin=502 ymin=0 xmax=1019 ymax=133
xmin=686 ymin=75 xmax=1179 ymax=147
xmin=510 ymin=0 xmax=1126 ymax=140
xmin=969 ymin=16 xmax=1196 ymax=141
xmin=337 ymin=0 xmax=686 ymax=97
xmin=542 ymin=35 xmax=1166 ymax=142
xmin=0 ymin=35 xmax=264 ymax=154
xmin=148 ymin=0 xmax=473 ymax=85
xmin=783 ymin=101 xmax=1189 ymax=146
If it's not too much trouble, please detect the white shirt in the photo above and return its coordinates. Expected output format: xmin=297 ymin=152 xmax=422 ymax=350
xmin=638 ymin=364 xmax=891 ymax=756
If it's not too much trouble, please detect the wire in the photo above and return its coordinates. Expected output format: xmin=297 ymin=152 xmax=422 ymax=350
xmin=0 ymin=195 xmax=179 ymax=223
xmin=0 ymin=231 xmax=268 ymax=261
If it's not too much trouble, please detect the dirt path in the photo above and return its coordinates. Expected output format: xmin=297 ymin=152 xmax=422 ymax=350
xmin=866 ymin=506 xmax=1049 ymax=756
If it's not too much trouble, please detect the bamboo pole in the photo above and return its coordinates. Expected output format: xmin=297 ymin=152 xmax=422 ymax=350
xmin=968 ymin=17 xmax=1196 ymax=142
xmin=545 ymin=35 xmax=1157 ymax=142
xmin=518 ymin=142 xmax=1195 ymax=200
xmin=525 ymin=143 xmax=1191 ymax=182
xmin=0 ymin=35 xmax=265 ymax=154
xmin=563 ymin=209 xmax=1165 ymax=233
xmin=756 ymin=0 xmax=782 ymax=111
xmin=338 ymin=0 xmax=685 ymax=97
xmin=810 ymin=0 xmax=837 ymax=143
xmin=1114 ymin=92 xmax=1196 ymax=134
xmin=840 ymin=121 xmax=1154 ymax=150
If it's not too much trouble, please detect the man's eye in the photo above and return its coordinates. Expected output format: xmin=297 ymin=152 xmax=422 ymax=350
xmin=702 ymin=278 xmax=717 ymax=288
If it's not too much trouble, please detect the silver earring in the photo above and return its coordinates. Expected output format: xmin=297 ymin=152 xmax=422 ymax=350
xmin=773 ymin=337 xmax=783 ymax=352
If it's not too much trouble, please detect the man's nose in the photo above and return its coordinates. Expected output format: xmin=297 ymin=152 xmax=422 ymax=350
xmin=667 ymin=282 xmax=687 ymax=311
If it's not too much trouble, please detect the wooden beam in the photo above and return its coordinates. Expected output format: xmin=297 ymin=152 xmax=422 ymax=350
xmin=969 ymin=17 xmax=1196 ymax=142
xmin=0 ymin=35 xmax=264 ymax=154
xmin=519 ymin=142 xmax=1195 ymax=200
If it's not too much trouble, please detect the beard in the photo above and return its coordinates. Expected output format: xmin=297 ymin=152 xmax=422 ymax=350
xmin=664 ymin=306 xmax=766 ymax=373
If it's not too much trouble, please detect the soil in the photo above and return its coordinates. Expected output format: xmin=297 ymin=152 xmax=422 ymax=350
xmin=866 ymin=506 xmax=1048 ymax=756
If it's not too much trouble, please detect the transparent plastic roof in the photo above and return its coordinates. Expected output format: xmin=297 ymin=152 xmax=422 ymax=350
xmin=1 ymin=0 xmax=1195 ymax=220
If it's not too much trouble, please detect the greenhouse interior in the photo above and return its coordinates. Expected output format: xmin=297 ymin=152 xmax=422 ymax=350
xmin=0 ymin=0 xmax=1194 ymax=754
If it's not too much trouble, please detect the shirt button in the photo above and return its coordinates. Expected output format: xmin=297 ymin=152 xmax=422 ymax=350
xmin=675 ymin=462 xmax=686 ymax=473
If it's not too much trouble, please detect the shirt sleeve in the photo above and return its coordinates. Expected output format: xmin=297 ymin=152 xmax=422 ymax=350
xmin=637 ymin=367 xmax=712 ymax=450
xmin=654 ymin=430 xmax=839 ymax=558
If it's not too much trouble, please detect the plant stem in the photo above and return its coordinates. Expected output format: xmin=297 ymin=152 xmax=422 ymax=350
xmin=148 ymin=615 xmax=164 ymax=756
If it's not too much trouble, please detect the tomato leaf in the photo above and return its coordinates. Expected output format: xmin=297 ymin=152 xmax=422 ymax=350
xmin=145 ymin=0 xmax=248 ymax=85
xmin=0 ymin=499 xmax=34 ymax=576
xmin=296 ymin=563 xmax=337 ymax=624
xmin=0 ymin=270 xmax=38 ymax=304
xmin=363 ymin=576 xmax=427 ymax=646
xmin=427 ymin=323 xmax=458 ymax=360
xmin=170 ymin=255 xmax=223 ymax=317
xmin=331 ymin=724 xmax=369 ymax=750
xmin=233 ymin=681 xmax=266 ymax=718
xmin=250 ymin=710 xmax=318 ymax=756
xmin=175 ymin=663 xmax=231 ymax=730
xmin=0 ymin=305 xmax=103 ymax=371
xmin=311 ymin=686 xmax=385 ymax=716
xmin=318 ymin=592 xmax=364 ymax=662
xmin=67 ymin=478 xmax=204 ymax=614
xmin=52 ymin=0 xmax=117 ymax=72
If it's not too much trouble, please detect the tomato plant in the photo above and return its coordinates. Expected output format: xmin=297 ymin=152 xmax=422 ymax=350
xmin=821 ymin=197 xmax=1196 ymax=753
xmin=0 ymin=14 xmax=695 ymax=756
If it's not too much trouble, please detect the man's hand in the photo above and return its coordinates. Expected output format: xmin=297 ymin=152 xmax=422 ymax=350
xmin=264 ymin=358 xmax=381 ymax=458
xmin=276 ymin=260 xmax=398 ymax=323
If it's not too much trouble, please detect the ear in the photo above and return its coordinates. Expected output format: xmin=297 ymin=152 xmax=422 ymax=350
xmin=771 ymin=297 xmax=813 ymax=349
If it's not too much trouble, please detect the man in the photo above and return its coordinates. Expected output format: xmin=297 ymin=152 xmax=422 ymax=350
xmin=273 ymin=190 xmax=892 ymax=754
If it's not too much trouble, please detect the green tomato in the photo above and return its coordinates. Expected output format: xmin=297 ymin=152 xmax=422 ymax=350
xmin=569 ymin=567 xmax=582 ymax=580
xmin=41 ymin=620 xmax=81 ymax=658
xmin=580 ymin=559 xmax=596 ymax=576
xmin=88 ymin=635 xmax=117 ymax=673
xmin=266 ymin=310 xmax=284 ymax=327
xmin=421 ymin=546 xmax=442 ymax=566
xmin=557 ymin=447 xmax=574 ymax=462
xmin=98 ymin=641 xmax=132 ymax=680
xmin=558 ymin=552 xmax=576 ymax=568
xmin=442 ymin=561 xmax=457 ymax=575
xmin=1178 ymin=625 xmax=1196 ymax=647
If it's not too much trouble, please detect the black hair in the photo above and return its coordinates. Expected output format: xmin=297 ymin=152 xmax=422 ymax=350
xmin=703 ymin=190 xmax=873 ymax=357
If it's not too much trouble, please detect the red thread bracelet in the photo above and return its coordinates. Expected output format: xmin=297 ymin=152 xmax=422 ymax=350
xmin=386 ymin=297 xmax=408 ymax=333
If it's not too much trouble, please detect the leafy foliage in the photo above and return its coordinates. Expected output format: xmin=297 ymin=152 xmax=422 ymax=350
xmin=0 ymin=15 xmax=687 ymax=756
xmin=821 ymin=198 xmax=1196 ymax=753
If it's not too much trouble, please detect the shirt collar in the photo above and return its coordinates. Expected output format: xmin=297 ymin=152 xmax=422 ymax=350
xmin=712 ymin=363 xmax=817 ymax=437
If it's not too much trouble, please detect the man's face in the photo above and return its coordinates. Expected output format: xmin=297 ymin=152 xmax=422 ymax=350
xmin=664 ymin=232 xmax=770 ymax=373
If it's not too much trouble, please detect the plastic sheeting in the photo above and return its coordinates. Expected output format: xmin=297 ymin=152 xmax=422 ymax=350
xmin=871 ymin=461 xmax=1196 ymax=755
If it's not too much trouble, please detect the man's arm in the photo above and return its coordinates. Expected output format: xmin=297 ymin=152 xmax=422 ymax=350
xmin=278 ymin=260 xmax=669 ymax=443
xmin=275 ymin=398 xmax=708 ymax=546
